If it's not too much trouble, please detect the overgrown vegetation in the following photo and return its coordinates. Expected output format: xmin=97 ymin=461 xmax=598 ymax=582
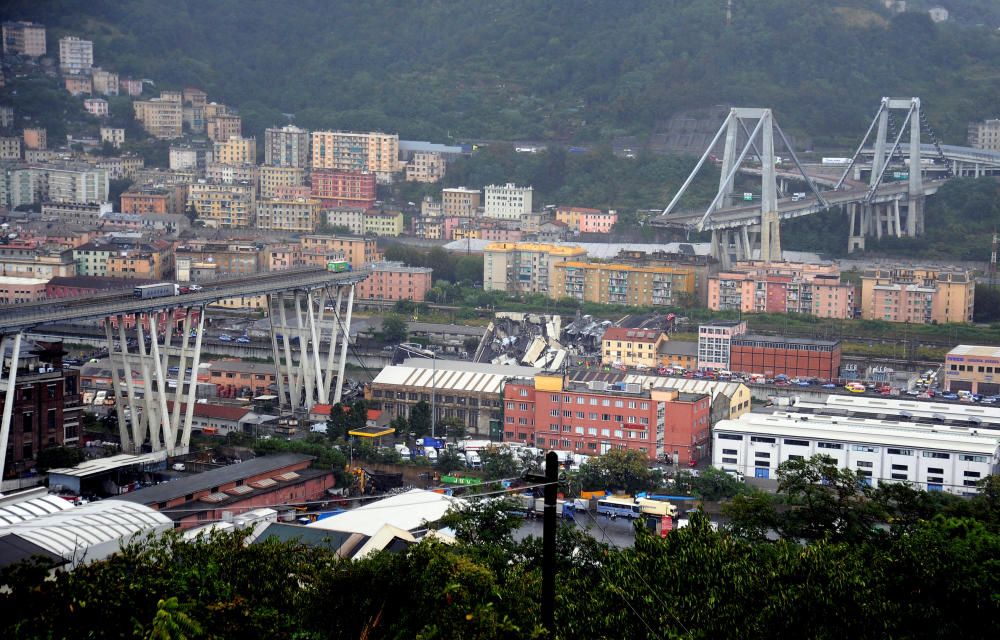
xmin=6 ymin=455 xmax=1000 ymax=638
xmin=7 ymin=1 xmax=1000 ymax=146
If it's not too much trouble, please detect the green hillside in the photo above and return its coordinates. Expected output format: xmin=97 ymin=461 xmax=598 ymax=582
xmin=5 ymin=0 xmax=1000 ymax=146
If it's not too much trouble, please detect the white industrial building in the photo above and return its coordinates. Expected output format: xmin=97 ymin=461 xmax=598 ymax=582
xmin=713 ymin=410 xmax=1000 ymax=495
xmin=0 ymin=489 xmax=172 ymax=569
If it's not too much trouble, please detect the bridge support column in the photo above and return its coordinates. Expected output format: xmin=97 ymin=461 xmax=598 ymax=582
xmin=847 ymin=204 xmax=866 ymax=253
xmin=0 ymin=332 xmax=23 ymax=481
xmin=711 ymin=230 xmax=730 ymax=269
xmin=104 ymin=307 xmax=204 ymax=454
xmin=332 ymin=284 xmax=355 ymax=404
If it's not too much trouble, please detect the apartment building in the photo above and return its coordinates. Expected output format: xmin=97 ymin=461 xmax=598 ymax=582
xmin=441 ymin=187 xmax=481 ymax=217
xmin=265 ymin=243 xmax=304 ymax=271
xmin=404 ymin=151 xmax=445 ymax=183
xmin=83 ymin=98 xmax=108 ymax=118
xmin=860 ymin=266 xmax=974 ymax=324
xmin=120 ymin=187 xmax=180 ymax=215
xmin=264 ymin=125 xmax=309 ymax=167
xmin=310 ymin=130 xmax=399 ymax=181
xmin=64 ymin=75 xmax=92 ymax=96
xmin=91 ymin=68 xmax=119 ymax=96
xmin=324 ymin=207 xmax=366 ymax=235
xmin=0 ymin=242 xmax=75 ymax=279
xmin=100 ymin=127 xmax=125 ymax=149
xmin=299 ymin=234 xmax=381 ymax=268
xmin=23 ymin=128 xmax=46 ymax=150
xmin=36 ymin=163 xmax=109 ymax=203
xmin=0 ymin=276 xmax=48 ymax=304
xmin=205 ymin=162 xmax=257 ymax=185
xmin=120 ymin=77 xmax=143 ymax=97
xmin=40 ymin=202 xmax=111 ymax=228
xmin=697 ymin=321 xmax=747 ymax=371
xmin=967 ymin=119 xmax=1000 ymax=152
xmin=310 ymin=169 xmax=376 ymax=209
xmin=554 ymin=206 xmax=618 ymax=234
xmin=0 ymin=345 xmax=83 ymax=479
xmin=483 ymin=242 xmax=587 ymax=294
xmin=364 ymin=210 xmax=404 ymax=237
xmin=207 ymin=114 xmax=243 ymax=143
xmin=133 ymin=99 xmax=183 ymax=139
xmin=168 ymin=145 xmax=210 ymax=171
xmin=552 ymin=261 xmax=697 ymax=307
xmin=414 ymin=216 xmax=444 ymax=240
xmin=255 ymin=196 xmax=322 ymax=233
xmin=2 ymin=21 xmax=46 ymax=57
xmin=484 ymin=183 xmax=533 ymax=220
xmin=0 ymin=137 xmax=20 ymax=161
xmin=0 ymin=106 xmax=13 ymax=128
xmin=601 ymin=328 xmax=669 ymax=369
xmin=708 ymin=261 xmax=855 ymax=319
xmin=106 ymin=244 xmax=173 ymax=280
xmin=503 ymin=372 xmax=711 ymax=463
xmin=258 ymin=165 xmax=305 ymax=199
xmin=91 ymin=155 xmax=143 ymax=182
xmin=356 ymin=261 xmax=433 ymax=302
xmin=213 ymin=136 xmax=256 ymax=165
xmin=58 ymin=36 xmax=93 ymax=72
xmin=187 ymin=182 xmax=255 ymax=229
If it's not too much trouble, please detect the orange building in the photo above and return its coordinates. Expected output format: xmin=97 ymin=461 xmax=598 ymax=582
xmin=707 ymin=260 xmax=854 ymax=319
xmin=120 ymin=188 xmax=174 ymax=215
xmin=106 ymin=243 xmax=173 ymax=280
xmin=356 ymin=261 xmax=433 ymax=301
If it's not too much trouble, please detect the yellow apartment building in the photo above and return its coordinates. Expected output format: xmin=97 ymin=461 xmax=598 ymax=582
xmin=483 ymin=242 xmax=588 ymax=294
xmin=552 ymin=261 xmax=697 ymax=307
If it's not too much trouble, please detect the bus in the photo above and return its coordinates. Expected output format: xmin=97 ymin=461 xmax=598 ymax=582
xmin=596 ymin=496 xmax=642 ymax=519
xmin=327 ymin=260 xmax=352 ymax=273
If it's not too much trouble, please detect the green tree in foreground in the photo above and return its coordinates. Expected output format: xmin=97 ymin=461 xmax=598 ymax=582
xmin=576 ymin=448 xmax=661 ymax=495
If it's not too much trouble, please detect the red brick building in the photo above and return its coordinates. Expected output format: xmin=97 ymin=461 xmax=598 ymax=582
xmin=0 ymin=343 xmax=83 ymax=479
xmin=503 ymin=372 xmax=710 ymax=463
xmin=310 ymin=169 xmax=377 ymax=209
xmin=728 ymin=335 xmax=841 ymax=380
xmin=116 ymin=453 xmax=335 ymax=529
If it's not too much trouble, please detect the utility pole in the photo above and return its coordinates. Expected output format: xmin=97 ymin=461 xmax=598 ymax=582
xmin=526 ymin=452 xmax=559 ymax=633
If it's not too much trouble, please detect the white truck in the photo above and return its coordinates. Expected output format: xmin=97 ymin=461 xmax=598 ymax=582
xmin=465 ymin=450 xmax=482 ymax=469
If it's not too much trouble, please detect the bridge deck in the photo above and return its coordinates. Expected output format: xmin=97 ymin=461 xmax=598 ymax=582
xmin=0 ymin=267 xmax=368 ymax=333
xmin=654 ymin=180 xmax=943 ymax=231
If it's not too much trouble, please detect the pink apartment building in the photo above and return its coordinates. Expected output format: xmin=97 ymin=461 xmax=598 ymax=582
xmin=707 ymin=260 xmax=854 ymax=319
xmin=578 ymin=210 xmax=618 ymax=234
xmin=356 ymin=261 xmax=433 ymax=301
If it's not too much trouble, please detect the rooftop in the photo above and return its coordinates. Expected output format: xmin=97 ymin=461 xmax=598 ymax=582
xmin=116 ymin=453 xmax=314 ymax=506
xmin=733 ymin=334 xmax=840 ymax=347
xmin=717 ymin=410 xmax=1000 ymax=455
xmin=371 ymin=358 xmax=539 ymax=394
xmin=947 ymin=345 xmax=1000 ymax=359
xmin=602 ymin=327 xmax=664 ymax=342
xmin=308 ymin=488 xmax=461 ymax=537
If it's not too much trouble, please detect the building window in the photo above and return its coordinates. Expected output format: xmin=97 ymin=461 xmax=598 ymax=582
xmin=751 ymin=436 xmax=775 ymax=444
xmin=722 ymin=457 xmax=737 ymax=464
xmin=887 ymin=448 xmax=912 ymax=456
xmin=891 ymin=464 xmax=908 ymax=471
xmin=783 ymin=439 xmax=809 ymax=447
xmin=922 ymin=451 xmax=950 ymax=459
xmin=856 ymin=461 xmax=873 ymax=468
xmin=853 ymin=445 xmax=878 ymax=453
xmin=817 ymin=442 xmax=842 ymax=450
xmin=718 ymin=433 xmax=743 ymax=441
xmin=891 ymin=473 xmax=908 ymax=480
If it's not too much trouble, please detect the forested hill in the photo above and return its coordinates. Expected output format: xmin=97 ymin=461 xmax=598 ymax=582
xmin=5 ymin=0 xmax=1000 ymax=146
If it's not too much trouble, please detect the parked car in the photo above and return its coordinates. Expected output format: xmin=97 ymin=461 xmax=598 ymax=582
xmin=236 ymin=336 xmax=251 ymax=344
xmin=219 ymin=334 xmax=232 ymax=342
